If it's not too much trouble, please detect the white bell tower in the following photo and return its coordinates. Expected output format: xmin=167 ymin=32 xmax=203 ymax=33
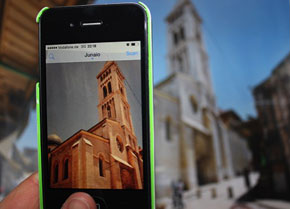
xmin=166 ymin=0 xmax=214 ymax=98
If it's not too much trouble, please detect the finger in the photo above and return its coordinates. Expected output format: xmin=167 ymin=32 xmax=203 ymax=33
xmin=0 ymin=172 xmax=39 ymax=209
xmin=61 ymin=192 xmax=97 ymax=209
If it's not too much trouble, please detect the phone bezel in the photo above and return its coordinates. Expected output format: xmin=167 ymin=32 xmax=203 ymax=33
xmin=39 ymin=4 xmax=151 ymax=209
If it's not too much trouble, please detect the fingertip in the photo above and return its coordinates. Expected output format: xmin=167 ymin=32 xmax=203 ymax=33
xmin=62 ymin=192 xmax=97 ymax=209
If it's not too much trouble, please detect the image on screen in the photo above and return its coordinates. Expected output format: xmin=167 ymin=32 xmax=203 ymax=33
xmin=45 ymin=42 xmax=143 ymax=190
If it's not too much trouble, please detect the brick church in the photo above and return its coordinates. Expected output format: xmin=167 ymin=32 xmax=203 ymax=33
xmin=48 ymin=61 xmax=143 ymax=189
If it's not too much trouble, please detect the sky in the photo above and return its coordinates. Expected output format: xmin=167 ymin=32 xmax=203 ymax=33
xmin=16 ymin=0 xmax=289 ymax=150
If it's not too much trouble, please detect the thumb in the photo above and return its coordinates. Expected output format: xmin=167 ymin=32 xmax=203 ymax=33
xmin=61 ymin=193 xmax=96 ymax=209
xmin=0 ymin=172 xmax=39 ymax=209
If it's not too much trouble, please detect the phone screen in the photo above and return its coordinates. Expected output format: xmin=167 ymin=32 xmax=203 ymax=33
xmin=45 ymin=41 xmax=144 ymax=190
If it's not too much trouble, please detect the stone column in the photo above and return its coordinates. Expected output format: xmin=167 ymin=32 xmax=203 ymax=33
xmin=81 ymin=138 xmax=94 ymax=188
xmin=210 ymin=115 xmax=223 ymax=181
xmin=71 ymin=137 xmax=93 ymax=188
xmin=127 ymin=148 xmax=142 ymax=189
xmin=180 ymin=124 xmax=198 ymax=190
xmin=110 ymin=155 xmax=122 ymax=189
xmin=222 ymin=124 xmax=234 ymax=178
xmin=71 ymin=140 xmax=80 ymax=188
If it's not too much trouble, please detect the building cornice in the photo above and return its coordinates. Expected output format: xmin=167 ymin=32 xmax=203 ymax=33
xmin=154 ymin=73 xmax=177 ymax=89
xmin=51 ymin=129 xmax=110 ymax=154
xmin=154 ymin=89 xmax=179 ymax=103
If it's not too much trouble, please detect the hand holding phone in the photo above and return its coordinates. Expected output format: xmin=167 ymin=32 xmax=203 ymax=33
xmin=37 ymin=3 xmax=154 ymax=209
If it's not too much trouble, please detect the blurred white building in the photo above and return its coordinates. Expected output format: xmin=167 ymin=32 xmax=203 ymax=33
xmin=154 ymin=0 xmax=252 ymax=206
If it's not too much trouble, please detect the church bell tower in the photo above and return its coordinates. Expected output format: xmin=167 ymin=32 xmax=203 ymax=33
xmin=166 ymin=0 xmax=214 ymax=96
xmin=96 ymin=61 xmax=134 ymax=134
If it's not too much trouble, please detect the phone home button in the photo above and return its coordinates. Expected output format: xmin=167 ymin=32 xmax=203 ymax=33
xmin=93 ymin=196 xmax=108 ymax=209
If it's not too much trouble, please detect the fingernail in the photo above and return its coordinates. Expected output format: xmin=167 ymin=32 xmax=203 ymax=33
xmin=68 ymin=198 xmax=90 ymax=209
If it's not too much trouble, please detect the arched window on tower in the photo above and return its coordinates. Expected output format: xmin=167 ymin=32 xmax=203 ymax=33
xmin=107 ymin=105 xmax=111 ymax=118
xmin=165 ymin=117 xmax=172 ymax=141
xmin=99 ymin=158 xmax=104 ymax=177
xmin=103 ymin=86 xmax=107 ymax=98
xmin=180 ymin=26 xmax=185 ymax=40
xmin=120 ymin=86 xmax=124 ymax=95
xmin=173 ymin=32 xmax=178 ymax=45
xmin=108 ymin=82 xmax=112 ymax=93
xmin=63 ymin=159 xmax=69 ymax=180
xmin=54 ymin=162 xmax=59 ymax=183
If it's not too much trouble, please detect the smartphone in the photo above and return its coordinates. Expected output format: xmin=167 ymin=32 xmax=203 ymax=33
xmin=36 ymin=3 xmax=154 ymax=209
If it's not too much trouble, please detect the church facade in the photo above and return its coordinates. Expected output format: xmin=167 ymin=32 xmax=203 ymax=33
xmin=48 ymin=61 xmax=143 ymax=189
xmin=154 ymin=0 xmax=251 ymax=202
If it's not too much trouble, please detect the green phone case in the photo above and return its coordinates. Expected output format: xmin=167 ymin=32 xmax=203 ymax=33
xmin=36 ymin=2 xmax=155 ymax=209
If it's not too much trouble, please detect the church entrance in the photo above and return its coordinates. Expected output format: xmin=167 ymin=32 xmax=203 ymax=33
xmin=193 ymin=130 xmax=218 ymax=185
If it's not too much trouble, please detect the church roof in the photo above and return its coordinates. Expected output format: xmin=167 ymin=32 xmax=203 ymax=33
xmin=50 ymin=129 xmax=109 ymax=154
xmin=220 ymin=110 xmax=242 ymax=123
xmin=154 ymin=73 xmax=177 ymax=89
xmin=166 ymin=0 xmax=202 ymax=23
xmin=88 ymin=118 xmax=107 ymax=133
